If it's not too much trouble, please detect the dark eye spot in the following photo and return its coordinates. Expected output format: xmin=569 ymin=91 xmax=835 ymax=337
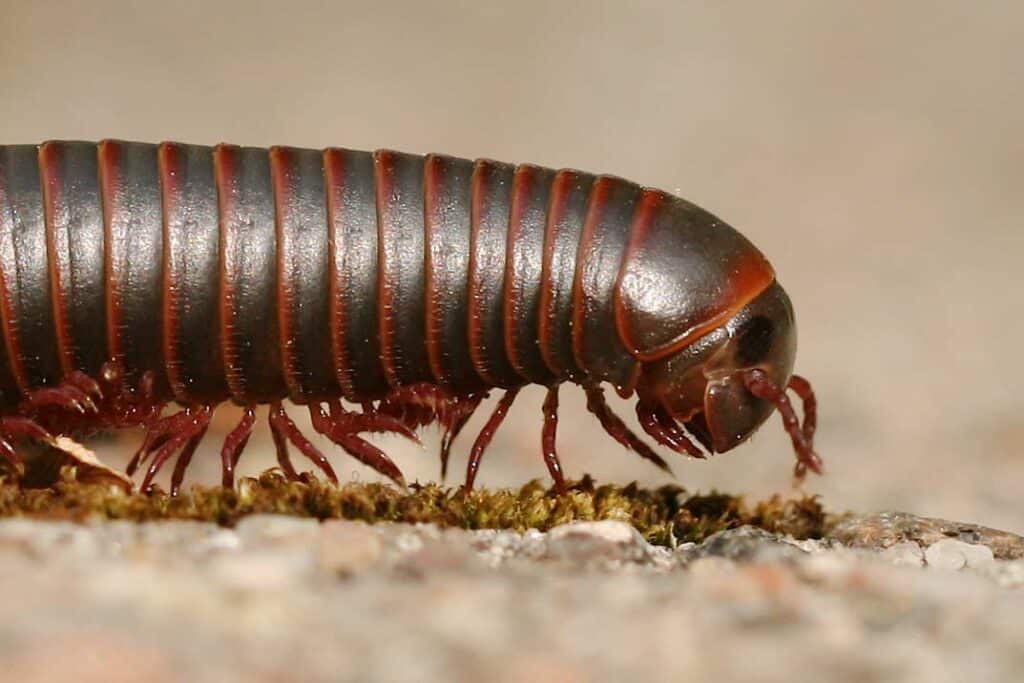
xmin=736 ymin=316 xmax=774 ymax=364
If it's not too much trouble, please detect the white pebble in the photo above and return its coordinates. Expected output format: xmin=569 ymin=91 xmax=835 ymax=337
xmin=924 ymin=538 xmax=994 ymax=570
xmin=545 ymin=520 xmax=651 ymax=562
xmin=548 ymin=520 xmax=640 ymax=545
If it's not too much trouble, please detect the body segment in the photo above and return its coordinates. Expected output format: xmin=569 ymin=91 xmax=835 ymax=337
xmin=159 ymin=142 xmax=228 ymax=404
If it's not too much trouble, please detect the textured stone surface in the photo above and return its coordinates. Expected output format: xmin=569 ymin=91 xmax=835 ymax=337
xmin=2 ymin=513 xmax=1024 ymax=682
xmin=924 ymin=538 xmax=996 ymax=570
xmin=831 ymin=512 xmax=1024 ymax=560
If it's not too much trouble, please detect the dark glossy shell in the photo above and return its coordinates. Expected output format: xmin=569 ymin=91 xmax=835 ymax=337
xmin=0 ymin=140 xmax=776 ymax=409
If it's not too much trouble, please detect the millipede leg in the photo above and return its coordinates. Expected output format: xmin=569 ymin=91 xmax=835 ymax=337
xmin=141 ymin=432 xmax=191 ymax=491
xmin=220 ymin=407 xmax=257 ymax=488
xmin=65 ymin=370 xmax=103 ymax=403
xmin=269 ymin=403 xmax=338 ymax=484
xmin=584 ymin=385 xmax=671 ymax=474
xmin=356 ymin=411 xmax=420 ymax=444
xmin=787 ymin=374 xmax=817 ymax=443
xmin=111 ymin=369 xmax=162 ymax=428
xmin=0 ymin=416 xmax=52 ymax=475
xmin=464 ymin=387 xmax=520 ymax=491
xmin=308 ymin=403 xmax=403 ymax=486
xmin=541 ymin=386 xmax=566 ymax=492
xmin=268 ymin=408 xmax=301 ymax=481
xmin=1 ymin=416 xmax=54 ymax=443
xmin=330 ymin=399 xmax=420 ymax=443
xmin=169 ymin=423 xmax=209 ymax=496
xmin=337 ymin=434 xmax=404 ymax=488
xmin=744 ymin=369 xmax=822 ymax=479
xmin=440 ymin=403 xmax=478 ymax=481
xmin=654 ymin=405 xmax=705 ymax=458
xmin=25 ymin=363 xmax=165 ymax=441
xmin=127 ymin=409 xmax=197 ymax=476
xmin=437 ymin=393 xmax=486 ymax=480
xmin=23 ymin=386 xmax=95 ymax=416
xmin=373 ymin=384 xmax=490 ymax=479
xmin=230 ymin=411 xmax=258 ymax=470
xmin=141 ymin=407 xmax=212 ymax=492
xmin=636 ymin=401 xmax=705 ymax=459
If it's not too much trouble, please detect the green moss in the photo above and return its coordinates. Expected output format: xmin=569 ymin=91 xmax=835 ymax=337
xmin=0 ymin=469 xmax=831 ymax=546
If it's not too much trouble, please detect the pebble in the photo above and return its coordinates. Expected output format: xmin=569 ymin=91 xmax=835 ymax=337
xmin=684 ymin=526 xmax=807 ymax=563
xmin=389 ymin=529 xmax=488 ymax=578
xmin=544 ymin=520 xmax=653 ymax=563
xmin=924 ymin=538 xmax=995 ymax=570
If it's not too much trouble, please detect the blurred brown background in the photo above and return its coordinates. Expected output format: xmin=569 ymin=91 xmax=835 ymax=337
xmin=1 ymin=1 xmax=1021 ymax=530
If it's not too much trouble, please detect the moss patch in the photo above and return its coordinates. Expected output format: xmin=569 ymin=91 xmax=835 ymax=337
xmin=0 ymin=470 xmax=831 ymax=546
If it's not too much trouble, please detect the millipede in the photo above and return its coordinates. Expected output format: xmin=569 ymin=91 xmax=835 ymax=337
xmin=0 ymin=140 xmax=820 ymax=494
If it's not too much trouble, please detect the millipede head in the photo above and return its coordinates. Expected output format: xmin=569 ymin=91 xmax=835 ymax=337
xmin=635 ymin=281 xmax=809 ymax=459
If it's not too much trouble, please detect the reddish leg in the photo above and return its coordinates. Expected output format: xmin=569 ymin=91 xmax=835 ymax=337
xmin=269 ymin=403 xmax=338 ymax=484
xmin=787 ymin=374 xmax=817 ymax=443
xmin=141 ymin=407 xmax=212 ymax=491
xmin=0 ymin=417 xmax=65 ymax=476
xmin=23 ymin=386 xmax=95 ymax=415
xmin=334 ymin=397 xmax=420 ymax=443
xmin=127 ymin=410 xmax=196 ymax=476
xmin=464 ymin=387 xmax=520 ymax=491
xmin=308 ymin=403 xmax=403 ymax=486
xmin=220 ymin=407 xmax=257 ymax=488
xmin=636 ymin=401 xmax=705 ymax=459
xmin=440 ymin=403 xmax=479 ymax=481
xmin=107 ymin=370 xmax=160 ymax=428
xmin=1 ymin=416 xmax=55 ymax=443
xmin=94 ymin=363 xmax=160 ymax=429
xmin=268 ymin=408 xmax=301 ymax=481
xmin=3 ymin=362 xmax=174 ymax=486
xmin=36 ymin=363 xmax=163 ymax=435
xmin=377 ymin=383 xmax=484 ymax=434
xmin=437 ymin=393 xmax=485 ymax=480
xmin=336 ymin=433 xmax=404 ymax=487
xmin=375 ymin=384 xmax=492 ymax=478
xmin=744 ymin=369 xmax=823 ymax=479
xmin=339 ymin=395 xmax=423 ymax=444
xmin=65 ymin=370 xmax=103 ymax=403
xmin=654 ymin=405 xmax=707 ymax=459
xmin=584 ymin=385 xmax=671 ymax=473
xmin=541 ymin=386 xmax=566 ymax=492
xmin=122 ymin=370 xmax=161 ymax=426
xmin=169 ymin=423 xmax=210 ymax=496
xmin=141 ymin=432 xmax=193 ymax=491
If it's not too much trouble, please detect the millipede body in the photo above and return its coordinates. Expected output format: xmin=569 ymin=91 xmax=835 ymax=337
xmin=0 ymin=140 xmax=820 ymax=493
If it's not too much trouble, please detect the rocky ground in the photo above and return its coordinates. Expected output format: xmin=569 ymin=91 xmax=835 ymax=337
xmin=2 ymin=506 xmax=1023 ymax=682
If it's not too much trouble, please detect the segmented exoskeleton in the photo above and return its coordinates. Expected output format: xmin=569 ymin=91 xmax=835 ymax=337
xmin=0 ymin=140 xmax=820 ymax=494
